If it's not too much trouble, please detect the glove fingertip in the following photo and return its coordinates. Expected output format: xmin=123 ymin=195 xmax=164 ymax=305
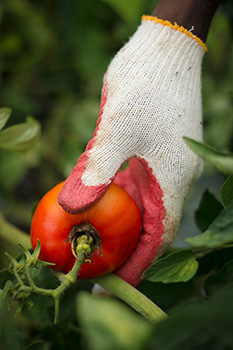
xmin=57 ymin=179 xmax=108 ymax=214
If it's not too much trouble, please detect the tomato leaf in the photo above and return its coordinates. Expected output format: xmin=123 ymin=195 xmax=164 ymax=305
xmin=0 ymin=108 xmax=11 ymax=131
xmin=195 ymin=189 xmax=223 ymax=232
xmin=0 ymin=117 xmax=40 ymax=152
xmin=77 ymin=291 xmax=152 ymax=350
xmin=220 ymin=176 xmax=233 ymax=208
xmin=184 ymin=137 xmax=233 ymax=175
xmin=186 ymin=199 xmax=233 ymax=248
xmin=143 ymin=250 xmax=199 ymax=283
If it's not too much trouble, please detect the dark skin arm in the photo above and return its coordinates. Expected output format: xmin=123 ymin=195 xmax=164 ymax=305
xmin=152 ymin=0 xmax=222 ymax=41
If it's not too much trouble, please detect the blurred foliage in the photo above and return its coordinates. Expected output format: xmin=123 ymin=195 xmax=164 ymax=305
xmin=77 ymin=291 xmax=152 ymax=350
xmin=0 ymin=0 xmax=157 ymax=231
xmin=0 ymin=0 xmax=233 ymax=349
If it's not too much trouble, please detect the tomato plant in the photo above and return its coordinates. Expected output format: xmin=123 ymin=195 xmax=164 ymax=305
xmin=30 ymin=182 xmax=141 ymax=279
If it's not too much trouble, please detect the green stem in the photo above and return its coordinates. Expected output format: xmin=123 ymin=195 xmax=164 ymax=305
xmin=0 ymin=213 xmax=31 ymax=249
xmin=26 ymin=264 xmax=37 ymax=289
xmin=1 ymin=215 xmax=166 ymax=323
xmin=54 ymin=297 xmax=60 ymax=325
xmin=94 ymin=274 xmax=167 ymax=323
xmin=13 ymin=262 xmax=26 ymax=288
xmin=11 ymin=235 xmax=92 ymax=324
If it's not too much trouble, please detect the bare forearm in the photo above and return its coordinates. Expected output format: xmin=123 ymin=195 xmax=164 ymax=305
xmin=152 ymin=0 xmax=222 ymax=41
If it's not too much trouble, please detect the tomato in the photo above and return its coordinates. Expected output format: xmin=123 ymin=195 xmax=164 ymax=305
xmin=30 ymin=182 xmax=141 ymax=279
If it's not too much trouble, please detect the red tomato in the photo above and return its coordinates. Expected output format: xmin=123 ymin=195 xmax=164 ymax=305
xmin=30 ymin=182 xmax=141 ymax=279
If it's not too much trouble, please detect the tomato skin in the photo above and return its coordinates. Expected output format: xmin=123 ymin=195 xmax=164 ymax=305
xmin=30 ymin=182 xmax=141 ymax=279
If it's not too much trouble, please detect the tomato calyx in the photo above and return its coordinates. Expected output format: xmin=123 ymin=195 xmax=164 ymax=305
xmin=68 ymin=222 xmax=102 ymax=261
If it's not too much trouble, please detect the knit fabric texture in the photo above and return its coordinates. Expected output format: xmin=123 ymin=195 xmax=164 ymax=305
xmin=58 ymin=16 xmax=205 ymax=285
xmin=82 ymin=17 xmax=204 ymax=250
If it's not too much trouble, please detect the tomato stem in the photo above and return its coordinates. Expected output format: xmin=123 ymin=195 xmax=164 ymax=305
xmin=1 ymin=216 xmax=166 ymax=324
xmin=5 ymin=234 xmax=95 ymax=324
xmin=94 ymin=274 xmax=167 ymax=323
xmin=69 ymin=222 xmax=102 ymax=259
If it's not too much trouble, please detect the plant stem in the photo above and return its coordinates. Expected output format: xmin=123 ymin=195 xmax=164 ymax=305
xmin=0 ymin=213 xmax=31 ymax=249
xmin=0 ymin=215 xmax=167 ymax=324
xmin=12 ymin=235 xmax=91 ymax=324
xmin=94 ymin=273 xmax=167 ymax=323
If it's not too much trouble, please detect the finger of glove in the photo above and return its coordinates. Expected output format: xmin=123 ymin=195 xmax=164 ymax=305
xmin=114 ymin=165 xmax=143 ymax=213
xmin=57 ymin=116 xmax=134 ymax=214
xmin=114 ymin=157 xmax=166 ymax=286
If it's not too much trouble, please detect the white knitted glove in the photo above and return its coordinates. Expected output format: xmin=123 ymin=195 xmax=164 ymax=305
xmin=58 ymin=16 xmax=206 ymax=286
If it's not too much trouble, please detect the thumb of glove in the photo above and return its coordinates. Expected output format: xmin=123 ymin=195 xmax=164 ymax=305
xmin=57 ymin=80 xmax=133 ymax=214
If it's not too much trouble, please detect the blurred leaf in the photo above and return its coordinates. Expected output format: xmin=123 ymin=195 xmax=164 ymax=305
xmin=0 ymin=268 xmax=14 ymax=289
xmin=2 ymin=280 xmax=15 ymax=299
xmin=0 ymin=108 xmax=11 ymax=131
xmin=23 ymin=340 xmax=44 ymax=350
xmin=77 ymin=292 xmax=152 ymax=350
xmin=0 ymin=288 xmax=4 ymax=313
xmin=195 ymin=189 xmax=223 ymax=232
xmin=0 ymin=150 xmax=38 ymax=190
xmin=220 ymin=176 xmax=233 ymax=208
xmin=58 ymin=97 xmax=100 ymax=176
xmin=148 ymin=284 xmax=233 ymax=350
xmin=138 ymin=279 xmax=197 ymax=312
xmin=205 ymin=260 xmax=233 ymax=295
xmin=186 ymin=199 xmax=233 ymax=248
xmin=0 ymin=34 xmax=22 ymax=56
xmin=203 ymin=92 xmax=233 ymax=150
xmin=143 ymin=251 xmax=198 ymax=283
xmin=184 ymin=138 xmax=233 ymax=175
xmin=0 ymin=289 xmax=24 ymax=350
xmin=205 ymin=12 xmax=232 ymax=73
xmin=74 ymin=26 xmax=111 ymax=81
xmin=0 ymin=118 xmax=40 ymax=152
xmin=102 ymin=0 xmax=144 ymax=24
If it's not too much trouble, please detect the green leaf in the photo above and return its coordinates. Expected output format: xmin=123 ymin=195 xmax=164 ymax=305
xmin=0 ymin=118 xmax=40 ymax=152
xmin=186 ymin=199 xmax=233 ymax=248
xmin=77 ymin=292 xmax=152 ymax=350
xmin=220 ymin=176 xmax=233 ymax=208
xmin=143 ymin=250 xmax=199 ymax=283
xmin=184 ymin=137 xmax=233 ymax=174
xmin=195 ymin=189 xmax=223 ymax=232
xmin=0 ymin=108 xmax=11 ymax=130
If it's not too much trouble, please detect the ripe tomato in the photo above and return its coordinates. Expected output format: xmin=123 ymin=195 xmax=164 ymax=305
xmin=30 ymin=182 xmax=141 ymax=279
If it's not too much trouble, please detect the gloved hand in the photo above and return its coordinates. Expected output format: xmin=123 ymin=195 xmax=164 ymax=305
xmin=58 ymin=16 xmax=206 ymax=286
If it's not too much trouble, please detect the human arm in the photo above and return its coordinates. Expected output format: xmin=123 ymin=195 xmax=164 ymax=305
xmin=152 ymin=0 xmax=222 ymax=41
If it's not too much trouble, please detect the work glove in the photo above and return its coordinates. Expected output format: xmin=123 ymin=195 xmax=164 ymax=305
xmin=58 ymin=16 xmax=206 ymax=286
